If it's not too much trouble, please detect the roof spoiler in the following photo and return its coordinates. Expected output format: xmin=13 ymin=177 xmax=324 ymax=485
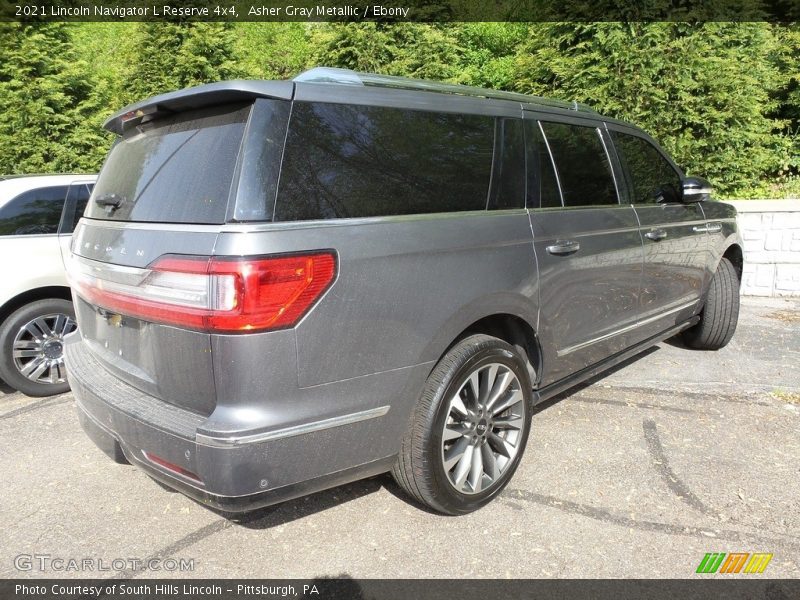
xmin=103 ymin=80 xmax=294 ymax=135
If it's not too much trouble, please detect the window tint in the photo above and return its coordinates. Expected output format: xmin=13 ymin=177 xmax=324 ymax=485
xmin=87 ymin=103 xmax=250 ymax=224
xmin=539 ymin=122 xmax=618 ymax=207
xmin=488 ymin=118 xmax=525 ymax=211
xmin=611 ymin=131 xmax=681 ymax=204
xmin=275 ymin=102 xmax=495 ymax=221
xmin=525 ymin=121 xmax=562 ymax=209
xmin=0 ymin=185 xmax=67 ymax=235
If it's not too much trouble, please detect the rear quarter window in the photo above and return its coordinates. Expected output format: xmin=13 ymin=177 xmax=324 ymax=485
xmin=274 ymin=102 xmax=501 ymax=221
xmin=87 ymin=103 xmax=251 ymax=224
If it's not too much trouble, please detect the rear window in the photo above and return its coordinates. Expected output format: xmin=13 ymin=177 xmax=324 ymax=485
xmin=274 ymin=102 xmax=498 ymax=221
xmin=87 ymin=103 xmax=251 ymax=224
xmin=539 ymin=122 xmax=619 ymax=207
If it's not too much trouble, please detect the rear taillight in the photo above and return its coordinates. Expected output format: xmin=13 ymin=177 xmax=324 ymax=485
xmin=67 ymin=252 xmax=337 ymax=333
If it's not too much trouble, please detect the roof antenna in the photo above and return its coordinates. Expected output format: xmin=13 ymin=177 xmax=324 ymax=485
xmin=572 ymin=100 xmax=579 ymax=111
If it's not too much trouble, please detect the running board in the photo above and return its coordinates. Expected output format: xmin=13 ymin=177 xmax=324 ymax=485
xmin=533 ymin=317 xmax=700 ymax=405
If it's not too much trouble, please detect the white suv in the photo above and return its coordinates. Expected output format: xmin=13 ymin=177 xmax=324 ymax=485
xmin=0 ymin=174 xmax=96 ymax=396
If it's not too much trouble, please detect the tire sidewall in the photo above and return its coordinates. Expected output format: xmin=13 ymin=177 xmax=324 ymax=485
xmin=424 ymin=339 xmax=532 ymax=514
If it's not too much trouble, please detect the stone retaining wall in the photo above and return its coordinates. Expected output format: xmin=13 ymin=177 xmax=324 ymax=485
xmin=727 ymin=200 xmax=800 ymax=297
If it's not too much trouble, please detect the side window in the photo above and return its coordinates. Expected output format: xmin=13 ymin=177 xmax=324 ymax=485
xmin=61 ymin=183 xmax=94 ymax=234
xmin=487 ymin=117 xmax=525 ymax=211
xmin=524 ymin=120 xmax=562 ymax=209
xmin=611 ymin=131 xmax=681 ymax=204
xmin=0 ymin=185 xmax=68 ymax=236
xmin=539 ymin=122 xmax=618 ymax=207
xmin=275 ymin=102 xmax=495 ymax=220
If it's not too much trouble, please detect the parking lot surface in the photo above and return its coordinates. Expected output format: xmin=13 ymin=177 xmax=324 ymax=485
xmin=1 ymin=296 xmax=798 ymax=579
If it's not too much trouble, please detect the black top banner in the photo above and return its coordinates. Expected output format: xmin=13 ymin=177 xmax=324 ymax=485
xmin=1 ymin=0 xmax=799 ymax=22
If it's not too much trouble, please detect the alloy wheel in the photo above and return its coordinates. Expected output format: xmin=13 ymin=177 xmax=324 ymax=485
xmin=440 ymin=362 xmax=526 ymax=495
xmin=12 ymin=313 xmax=77 ymax=385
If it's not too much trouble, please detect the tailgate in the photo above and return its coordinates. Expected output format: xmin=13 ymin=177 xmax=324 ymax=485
xmin=69 ymin=221 xmax=220 ymax=416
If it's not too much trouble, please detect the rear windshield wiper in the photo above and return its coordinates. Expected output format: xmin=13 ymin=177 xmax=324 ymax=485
xmin=94 ymin=193 xmax=126 ymax=212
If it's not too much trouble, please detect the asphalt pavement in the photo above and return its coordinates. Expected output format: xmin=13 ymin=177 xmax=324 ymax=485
xmin=1 ymin=296 xmax=798 ymax=579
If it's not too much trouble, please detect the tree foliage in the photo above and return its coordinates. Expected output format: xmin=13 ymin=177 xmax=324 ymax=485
xmin=0 ymin=21 xmax=797 ymax=198
xmin=0 ymin=23 xmax=108 ymax=173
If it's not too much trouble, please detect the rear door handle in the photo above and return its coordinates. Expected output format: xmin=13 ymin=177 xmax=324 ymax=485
xmin=645 ymin=229 xmax=667 ymax=241
xmin=546 ymin=240 xmax=580 ymax=255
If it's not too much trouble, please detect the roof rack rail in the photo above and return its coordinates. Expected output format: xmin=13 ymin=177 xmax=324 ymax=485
xmin=293 ymin=67 xmax=595 ymax=113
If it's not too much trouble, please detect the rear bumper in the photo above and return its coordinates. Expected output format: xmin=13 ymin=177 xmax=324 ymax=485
xmin=65 ymin=337 xmax=406 ymax=512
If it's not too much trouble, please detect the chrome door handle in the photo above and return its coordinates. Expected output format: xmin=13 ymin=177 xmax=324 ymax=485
xmin=546 ymin=240 xmax=580 ymax=255
xmin=645 ymin=229 xmax=667 ymax=241
xmin=692 ymin=225 xmax=708 ymax=233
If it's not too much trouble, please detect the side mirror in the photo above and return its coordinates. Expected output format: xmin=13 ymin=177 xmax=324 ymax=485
xmin=681 ymin=177 xmax=712 ymax=203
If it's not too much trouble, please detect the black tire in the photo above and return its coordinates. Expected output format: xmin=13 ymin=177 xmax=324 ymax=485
xmin=683 ymin=257 xmax=740 ymax=350
xmin=0 ymin=298 xmax=77 ymax=397
xmin=392 ymin=334 xmax=533 ymax=515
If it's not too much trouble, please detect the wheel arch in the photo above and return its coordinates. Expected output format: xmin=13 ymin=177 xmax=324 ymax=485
xmin=722 ymin=243 xmax=743 ymax=282
xmin=0 ymin=286 xmax=73 ymax=325
xmin=438 ymin=312 xmax=542 ymax=387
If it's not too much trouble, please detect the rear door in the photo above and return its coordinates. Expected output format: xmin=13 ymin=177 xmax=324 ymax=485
xmin=608 ymin=127 xmax=707 ymax=339
xmin=525 ymin=115 xmax=644 ymax=385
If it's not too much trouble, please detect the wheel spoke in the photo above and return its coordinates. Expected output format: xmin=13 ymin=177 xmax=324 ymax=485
xmin=53 ymin=314 xmax=67 ymax=337
xmin=13 ymin=339 xmax=39 ymax=350
xmin=443 ymin=437 xmax=470 ymax=471
xmin=493 ymin=414 xmax=523 ymax=431
xmin=480 ymin=364 xmax=498 ymax=406
xmin=468 ymin=445 xmax=484 ymax=492
xmin=491 ymin=389 xmax=523 ymax=417
xmin=488 ymin=431 xmax=513 ymax=458
xmin=466 ymin=371 xmax=481 ymax=411
xmin=25 ymin=357 xmax=49 ymax=381
xmin=20 ymin=356 xmax=45 ymax=377
xmin=486 ymin=370 xmax=513 ymax=412
xmin=453 ymin=444 xmax=475 ymax=488
xmin=46 ymin=362 xmax=59 ymax=384
xmin=481 ymin=443 xmax=499 ymax=480
xmin=449 ymin=393 xmax=469 ymax=419
xmin=443 ymin=422 xmax=470 ymax=442
xmin=24 ymin=322 xmax=44 ymax=340
xmin=33 ymin=317 xmax=54 ymax=337
xmin=13 ymin=349 xmax=40 ymax=359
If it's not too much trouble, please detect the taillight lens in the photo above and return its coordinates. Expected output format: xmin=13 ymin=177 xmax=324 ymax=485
xmin=68 ymin=252 xmax=337 ymax=333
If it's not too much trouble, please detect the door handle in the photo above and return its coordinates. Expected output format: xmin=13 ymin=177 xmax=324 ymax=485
xmin=546 ymin=240 xmax=580 ymax=255
xmin=645 ymin=229 xmax=667 ymax=241
xmin=692 ymin=225 xmax=708 ymax=233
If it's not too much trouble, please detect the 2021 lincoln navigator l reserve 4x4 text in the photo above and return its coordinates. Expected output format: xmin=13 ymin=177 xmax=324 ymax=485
xmin=65 ymin=68 xmax=742 ymax=515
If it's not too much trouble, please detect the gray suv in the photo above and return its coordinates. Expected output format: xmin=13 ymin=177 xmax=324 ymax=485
xmin=65 ymin=68 xmax=742 ymax=515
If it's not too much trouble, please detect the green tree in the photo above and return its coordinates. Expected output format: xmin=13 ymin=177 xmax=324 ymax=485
xmin=309 ymin=23 xmax=461 ymax=81
xmin=0 ymin=23 xmax=108 ymax=174
xmin=122 ymin=22 xmax=243 ymax=104
xmin=512 ymin=22 xmax=791 ymax=196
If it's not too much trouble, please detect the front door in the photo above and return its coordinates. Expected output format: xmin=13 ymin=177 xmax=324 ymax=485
xmin=608 ymin=128 xmax=707 ymax=340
